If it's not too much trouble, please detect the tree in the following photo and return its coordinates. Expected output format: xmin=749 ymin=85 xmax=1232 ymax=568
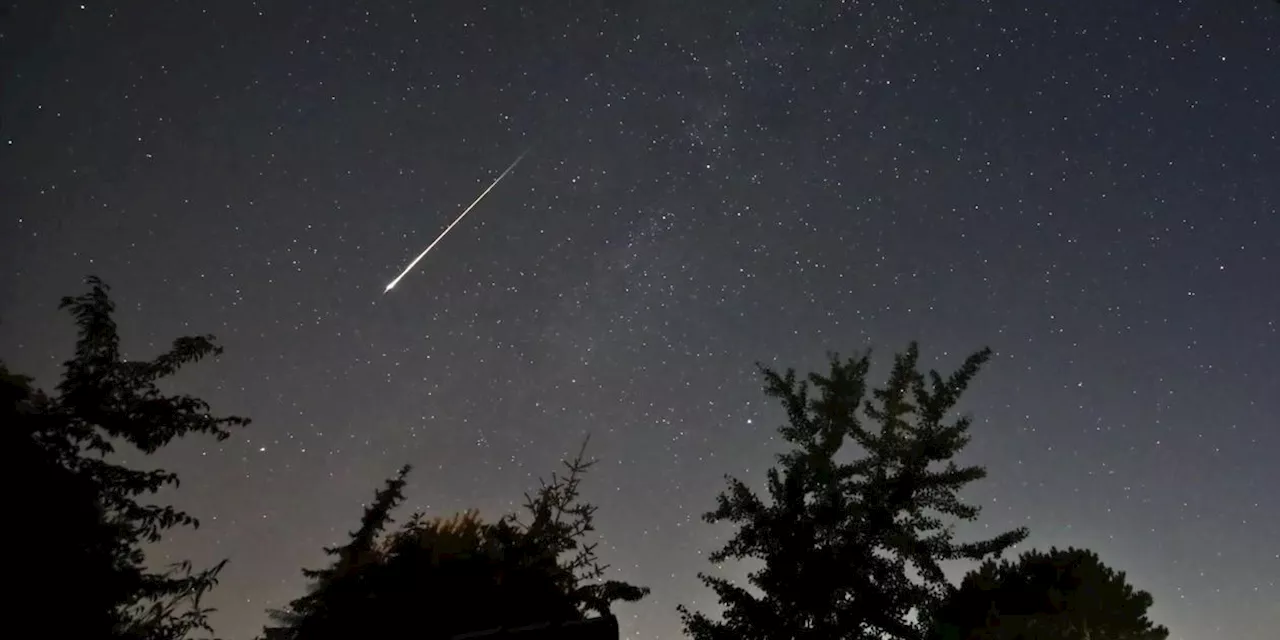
xmin=264 ymin=437 xmax=648 ymax=640
xmin=263 ymin=465 xmax=414 ymax=640
xmin=6 ymin=276 xmax=250 ymax=640
xmin=680 ymin=343 xmax=1029 ymax=640
xmin=928 ymin=547 xmax=1169 ymax=640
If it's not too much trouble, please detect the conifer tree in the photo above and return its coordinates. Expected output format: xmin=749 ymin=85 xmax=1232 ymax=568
xmin=264 ymin=464 xmax=412 ymax=640
xmin=502 ymin=436 xmax=650 ymax=618
xmin=7 ymin=276 xmax=249 ymax=640
xmin=680 ymin=343 xmax=1028 ymax=640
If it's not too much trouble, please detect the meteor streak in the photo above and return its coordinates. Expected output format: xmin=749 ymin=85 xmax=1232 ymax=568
xmin=383 ymin=149 xmax=529 ymax=293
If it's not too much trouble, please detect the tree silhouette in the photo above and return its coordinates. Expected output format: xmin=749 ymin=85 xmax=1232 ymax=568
xmin=264 ymin=437 xmax=648 ymax=640
xmin=264 ymin=465 xmax=414 ymax=639
xmin=928 ymin=547 xmax=1169 ymax=640
xmin=6 ymin=276 xmax=250 ymax=640
xmin=680 ymin=343 xmax=1028 ymax=640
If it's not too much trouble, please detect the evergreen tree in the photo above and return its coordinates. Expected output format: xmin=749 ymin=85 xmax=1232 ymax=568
xmin=264 ymin=437 xmax=648 ymax=640
xmin=680 ymin=343 xmax=1028 ymax=640
xmin=928 ymin=547 xmax=1169 ymax=640
xmin=6 ymin=276 xmax=249 ymax=640
xmin=264 ymin=465 xmax=412 ymax=640
xmin=502 ymin=436 xmax=650 ymax=618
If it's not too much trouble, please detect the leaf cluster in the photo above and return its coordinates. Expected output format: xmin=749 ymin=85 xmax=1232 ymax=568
xmin=928 ymin=547 xmax=1170 ymax=640
xmin=8 ymin=276 xmax=248 ymax=640
xmin=680 ymin=343 xmax=1028 ymax=640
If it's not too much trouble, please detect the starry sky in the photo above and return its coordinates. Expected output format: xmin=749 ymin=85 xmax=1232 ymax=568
xmin=2 ymin=1 xmax=1277 ymax=639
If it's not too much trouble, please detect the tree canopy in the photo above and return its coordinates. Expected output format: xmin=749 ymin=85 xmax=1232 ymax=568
xmin=680 ymin=343 xmax=1029 ymax=640
xmin=6 ymin=276 xmax=249 ymax=640
xmin=6 ymin=279 xmax=1173 ymax=640
xmin=264 ymin=437 xmax=649 ymax=640
xmin=928 ymin=546 xmax=1170 ymax=640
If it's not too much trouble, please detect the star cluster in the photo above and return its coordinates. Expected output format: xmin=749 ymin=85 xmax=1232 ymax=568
xmin=1 ymin=2 xmax=1277 ymax=639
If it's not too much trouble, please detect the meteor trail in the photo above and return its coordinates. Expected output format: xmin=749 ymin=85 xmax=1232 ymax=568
xmin=383 ymin=149 xmax=529 ymax=293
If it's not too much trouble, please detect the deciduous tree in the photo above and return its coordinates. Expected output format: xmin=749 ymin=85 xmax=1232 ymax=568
xmin=680 ymin=343 xmax=1028 ymax=640
xmin=928 ymin=547 xmax=1169 ymax=640
xmin=6 ymin=276 xmax=249 ymax=640
xmin=264 ymin=437 xmax=648 ymax=640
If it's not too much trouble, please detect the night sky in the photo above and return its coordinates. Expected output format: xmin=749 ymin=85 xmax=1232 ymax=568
xmin=2 ymin=2 xmax=1277 ymax=639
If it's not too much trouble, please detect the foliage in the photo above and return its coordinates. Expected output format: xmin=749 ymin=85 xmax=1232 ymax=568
xmin=6 ymin=276 xmax=249 ymax=640
xmin=263 ymin=437 xmax=648 ymax=640
xmin=680 ymin=342 xmax=1029 ymax=640
xmin=264 ymin=465 xmax=414 ymax=638
xmin=928 ymin=547 xmax=1169 ymax=640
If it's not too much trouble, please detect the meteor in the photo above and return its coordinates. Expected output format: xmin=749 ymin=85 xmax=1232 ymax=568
xmin=383 ymin=149 xmax=530 ymax=293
